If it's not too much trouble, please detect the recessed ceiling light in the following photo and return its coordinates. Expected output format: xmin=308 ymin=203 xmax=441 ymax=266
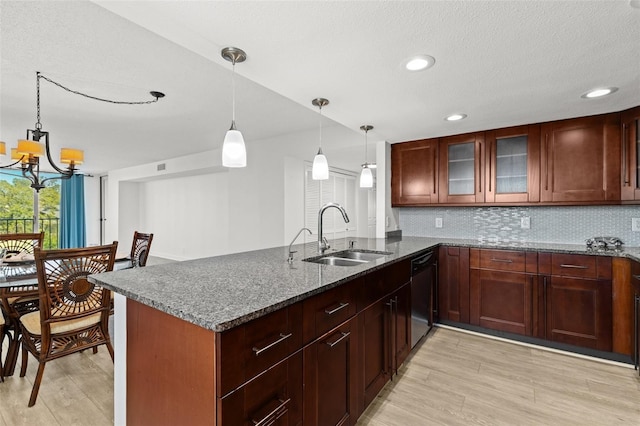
xmin=404 ymin=55 xmax=435 ymax=71
xmin=581 ymin=87 xmax=618 ymax=99
xmin=445 ymin=113 xmax=467 ymax=121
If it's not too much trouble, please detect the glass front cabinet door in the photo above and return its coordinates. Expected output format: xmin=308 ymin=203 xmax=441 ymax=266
xmin=439 ymin=132 xmax=484 ymax=203
xmin=485 ymin=125 xmax=540 ymax=203
xmin=622 ymin=106 xmax=640 ymax=202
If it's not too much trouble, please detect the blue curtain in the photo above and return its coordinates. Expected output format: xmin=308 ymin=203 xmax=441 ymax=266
xmin=60 ymin=174 xmax=86 ymax=248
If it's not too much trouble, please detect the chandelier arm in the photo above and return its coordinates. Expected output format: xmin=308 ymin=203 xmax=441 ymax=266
xmin=20 ymin=163 xmax=40 ymax=189
xmin=0 ymin=157 xmax=28 ymax=169
xmin=40 ymin=132 xmax=72 ymax=175
xmin=39 ymin=173 xmax=72 ymax=188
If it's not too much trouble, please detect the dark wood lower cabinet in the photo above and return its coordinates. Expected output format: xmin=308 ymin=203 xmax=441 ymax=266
xmin=470 ymin=269 xmax=534 ymax=336
xmin=544 ymin=276 xmax=612 ymax=351
xmin=221 ymin=352 xmax=303 ymax=425
xmin=303 ymin=318 xmax=358 ymax=426
xmin=358 ymin=297 xmax=390 ymax=409
xmin=438 ymin=246 xmax=470 ymax=323
xmin=392 ymin=283 xmax=412 ymax=373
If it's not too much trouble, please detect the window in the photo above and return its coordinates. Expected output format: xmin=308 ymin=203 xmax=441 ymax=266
xmin=0 ymin=171 xmax=60 ymax=248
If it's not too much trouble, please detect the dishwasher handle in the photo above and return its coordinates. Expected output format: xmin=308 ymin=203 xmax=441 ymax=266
xmin=412 ymin=251 xmax=435 ymax=273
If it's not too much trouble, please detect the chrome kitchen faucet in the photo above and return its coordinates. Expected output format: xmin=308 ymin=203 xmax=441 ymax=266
xmin=317 ymin=202 xmax=350 ymax=254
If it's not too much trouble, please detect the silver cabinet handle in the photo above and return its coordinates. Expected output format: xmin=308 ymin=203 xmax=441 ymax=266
xmin=490 ymin=258 xmax=513 ymax=263
xmin=251 ymin=397 xmax=290 ymax=426
xmin=560 ymin=264 xmax=589 ymax=269
xmin=633 ymin=274 xmax=640 ymax=281
xmin=252 ymin=333 xmax=292 ymax=356
xmin=326 ymin=331 xmax=351 ymax=348
xmin=325 ymin=302 xmax=349 ymax=315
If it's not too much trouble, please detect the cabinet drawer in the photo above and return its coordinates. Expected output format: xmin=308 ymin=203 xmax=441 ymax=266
xmin=550 ymin=254 xmax=611 ymax=279
xmin=220 ymin=351 xmax=303 ymax=426
xmin=474 ymin=249 xmax=526 ymax=272
xmin=219 ymin=302 xmax=303 ymax=396
xmin=358 ymin=259 xmax=411 ymax=311
xmin=302 ymin=279 xmax=359 ymax=344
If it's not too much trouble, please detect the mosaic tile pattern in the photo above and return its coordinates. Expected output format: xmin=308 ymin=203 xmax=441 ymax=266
xmin=399 ymin=206 xmax=640 ymax=247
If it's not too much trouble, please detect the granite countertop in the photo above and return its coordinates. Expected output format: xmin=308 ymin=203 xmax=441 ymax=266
xmin=88 ymin=236 xmax=640 ymax=333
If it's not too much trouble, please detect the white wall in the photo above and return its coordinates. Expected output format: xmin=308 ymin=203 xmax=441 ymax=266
xmin=84 ymin=175 xmax=101 ymax=246
xmin=104 ymin=126 xmax=375 ymax=260
xmin=376 ymin=140 xmax=399 ymax=238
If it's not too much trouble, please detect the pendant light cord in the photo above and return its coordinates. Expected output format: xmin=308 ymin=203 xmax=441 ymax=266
xmin=364 ymin=128 xmax=368 ymax=163
xmin=232 ymin=62 xmax=236 ymax=123
xmin=318 ymin=104 xmax=323 ymax=149
xmin=36 ymin=72 xmax=164 ymax=109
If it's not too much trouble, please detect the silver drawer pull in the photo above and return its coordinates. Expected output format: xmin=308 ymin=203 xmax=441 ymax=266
xmin=326 ymin=331 xmax=351 ymax=348
xmin=490 ymin=258 xmax=513 ymax=263
xmin=251 ymin=397 xmax=290 ymax=426
xmin=633 ymin=274 xmax=640 ymax=281
xmin=325 ymin=302 xmax=349 ymax=315
xmin=252 ymin=333 xmax=292 ymax=356
xmin=560 ymin=264 xmax=589 ymax=269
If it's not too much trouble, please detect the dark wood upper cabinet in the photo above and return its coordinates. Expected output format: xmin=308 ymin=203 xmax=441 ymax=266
xmin=621 ymin=106 xmax=640 ymax=202
xmin=391 ymin=138 xmax=438 ymax=206
xmin=438 ymin=132 xmax=485 ymax=204
xmin=540 ymin=113 xmax=621 ymax=203
xmin=485 ymin=125 xmax=540 ymax=203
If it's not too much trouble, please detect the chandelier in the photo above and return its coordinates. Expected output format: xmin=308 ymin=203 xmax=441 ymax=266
xmin=0 ymin=72 xmax=165 ymax=192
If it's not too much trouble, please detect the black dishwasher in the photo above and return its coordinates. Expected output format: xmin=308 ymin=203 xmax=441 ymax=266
xmin=411 ymin=250 xmax=437 ymax=348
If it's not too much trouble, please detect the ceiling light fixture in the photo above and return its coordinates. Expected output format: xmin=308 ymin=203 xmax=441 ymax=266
xmin=581 ymin=87 xmax=619 ymax=99
xmin=0 ymin=72 xmax=164 ymax=192
xmin=359 ymin=125 xmax=374 ymax=188
xmin=404 ymin=55 xmax=436 ymax=72
xmin=221 ymin=47 xmax=247 ymax=168
xmin=311 ymin=98 xmax=329 ymax=180
xmin=445 ymin=113 xmax=467 ymax=121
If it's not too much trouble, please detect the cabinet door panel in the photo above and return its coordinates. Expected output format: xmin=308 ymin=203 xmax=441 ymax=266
xmin=546 ymin=276 xmax=612 ymax=351
xmin=438 ymin=246 xmax=470 ymax=323
xmin=438 ymin=133 xmax=484 ymax=204
xmin=303 ymin=318 xmax=357 ymax=426
xmin=220 ymin=351 xmax=303 ymax=426
xmin=391 ymin=139 xmax=438 ymax=206
xmin=485 ymin=125 xmax=540 ymax=203
xmin=541 ymin=114 xmax=620 ymax=203
xmin=393 ymin=283 xmax=411 ymax=372
xmin=470 ymin=269 xmax=533 ymax=335
xmin=358 ymin=298 xmax=390 ymax=409
xmin=621 ymin=106 xmax=640 ymax=201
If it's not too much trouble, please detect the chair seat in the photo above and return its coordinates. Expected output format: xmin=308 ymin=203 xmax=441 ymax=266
xmin=20 ymin=311 xmax=102 ymax=335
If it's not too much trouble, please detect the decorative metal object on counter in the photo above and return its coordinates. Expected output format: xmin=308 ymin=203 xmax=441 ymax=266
xmin=586 ymin=236 xmax=624 ymax=252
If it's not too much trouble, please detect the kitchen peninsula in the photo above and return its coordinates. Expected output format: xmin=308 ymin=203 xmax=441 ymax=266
xmin=89 ymin=237 xmax=640 ymax=425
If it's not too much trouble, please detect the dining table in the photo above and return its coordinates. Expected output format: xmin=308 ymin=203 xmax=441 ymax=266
xmin=0 ymin=257 xmax=132 ymax=377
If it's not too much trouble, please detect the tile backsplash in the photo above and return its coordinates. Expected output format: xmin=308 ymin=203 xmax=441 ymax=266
xmin=399 ymin=206 xmax=640 ymax=247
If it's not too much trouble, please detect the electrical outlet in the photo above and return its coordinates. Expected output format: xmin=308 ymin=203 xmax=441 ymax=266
xmin=435 ymin=217 xmax=443 ymax=228
xmin=521 ymin=217 xmax=531 ymax=229
xmin=633 ymin=218 xmax=640 ymax=232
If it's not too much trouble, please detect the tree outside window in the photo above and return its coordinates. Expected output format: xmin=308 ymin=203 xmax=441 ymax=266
xmin=0 ymin=172 xmax=60 ymax=249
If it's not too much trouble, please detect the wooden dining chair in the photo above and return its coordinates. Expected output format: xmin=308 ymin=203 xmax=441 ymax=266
xmin=131 ymin=231 xmax=153 ymax=267
xmin=0 ymin=232 xmax=43 ymax=377
xmin=18 ymin=242 xmax=118 ymax=406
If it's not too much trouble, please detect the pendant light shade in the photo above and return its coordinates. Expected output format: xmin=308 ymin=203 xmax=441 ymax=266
xmin=221 ymin=47 xmax=247 ymax=168
xmin=312 ymin=147 xmax=329 ymax=180
xmin=359 ymin=125 xmax=374 ymax=188
xmin=222 ymin=125 xmax=246 ymax=167
xmin=360 ymin=166 xmax=373 ymax=188
xmin=312 ymin=98 xmax=329 ymax=180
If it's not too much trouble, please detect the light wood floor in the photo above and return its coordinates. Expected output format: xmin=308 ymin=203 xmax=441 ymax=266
xmin=358 ymin=327 xmax=640 ymax=426
xmin=2 ymin=327 xmax=639 ymax=425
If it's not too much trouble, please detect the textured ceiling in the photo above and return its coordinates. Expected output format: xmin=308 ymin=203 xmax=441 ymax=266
xmin=1 ymin=1 xmax=639 ymax=175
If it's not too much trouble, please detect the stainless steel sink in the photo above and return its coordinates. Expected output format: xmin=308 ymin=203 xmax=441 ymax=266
xmin=303 ymin=249 xmax=393 ymax=267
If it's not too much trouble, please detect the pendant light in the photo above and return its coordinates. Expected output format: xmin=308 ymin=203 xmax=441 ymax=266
xmin=221 ymin=47 xmax=247 ymax=168
xmin=360 ymin=125 xmax=374 ymax=188
xmin=311 ymin=98 xmax=329 ymax=180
